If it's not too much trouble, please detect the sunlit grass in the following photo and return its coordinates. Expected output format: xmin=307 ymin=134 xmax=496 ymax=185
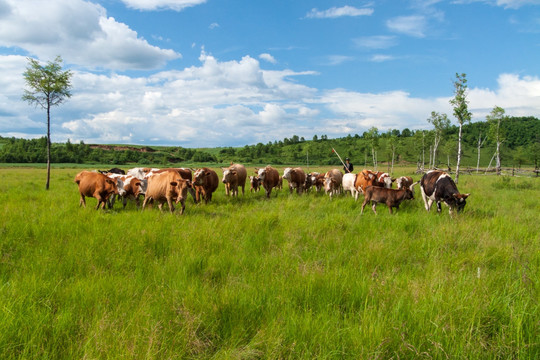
xmin=0 ymin=167 xmax=538 ymax=359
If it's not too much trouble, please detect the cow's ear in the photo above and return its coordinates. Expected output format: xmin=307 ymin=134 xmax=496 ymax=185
xmin=462 ymin=193 xmax=470 ymax=199
xmin=170 ymin=181 xmax=178 ymax=187
xmin=135 ymin=182 xmax=141 ymax=187
xmin=205 ymin=170 xmax=211 ymax=176
xmin=106 ymin=179 xmax=114 ymax=185
xmin=391 ymin=178 xmax=396 ymax=182
xmin=231 ymin=171 xmax=237 ymax=175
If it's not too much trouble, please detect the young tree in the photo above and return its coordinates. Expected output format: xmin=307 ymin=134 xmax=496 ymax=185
xmin=476 ymin=132 xmax=487 ymax=173
xmin=427 ymin=111 xmax=450 ymax=169
xmin=22 ymin=56 xmax=72 ymax=190
xmin=486 ymin=106 xmax=506 ymax=175
xmin=365 ymin=127 xmax=379 ymax=169
xmin=449 ymin=73 xmax=472 ymax=184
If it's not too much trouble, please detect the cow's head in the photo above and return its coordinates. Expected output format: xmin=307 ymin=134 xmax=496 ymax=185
xmin=452 ymin=193 xmax=470 ymax=213
xmin=282 ymin=168 xmax=292 ymax=181
xmin=257 ymin=168 xmax=267 ymax=181
xmin=324 ymin=177 xmax=337 ymax=193
xmin=221 ymin=168 xmax=237 ymax=183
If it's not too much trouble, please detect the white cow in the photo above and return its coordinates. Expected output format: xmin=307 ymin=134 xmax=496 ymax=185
xmin=342 ymin=173 xmax=359 ymax=201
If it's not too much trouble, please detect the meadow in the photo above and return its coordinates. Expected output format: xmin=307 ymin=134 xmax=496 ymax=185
xmin=0 ymin=166 xmax=538 ymax=359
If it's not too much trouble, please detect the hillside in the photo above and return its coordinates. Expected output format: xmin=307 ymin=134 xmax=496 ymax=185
xmin=0 ymin=116 xmax=539 ymax=168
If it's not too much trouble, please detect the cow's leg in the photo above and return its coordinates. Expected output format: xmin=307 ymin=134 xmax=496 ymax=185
xmin=437 ymin=201 xmax=442 ymax=213
xmin=241 ymin=185 xmax=245 ymax=195
xmin=178 ymin=198 xmax=185 ymax=215
xmin=122 ymin=196 xmax=128 ymax=208
xmin=388 ymin=203 xmax=393 ymax=214
xmin=79 ymin=194 xmax=86 ymax=207
xmin=372 ymin=202 xmax=377 ymax=215
xmin=142 ymin=196 xmax=150 ymax=210
xmin=420 ymin=186 xmax=431 ymax=211
xmin=361 ymin=199 xmax=368 ymax=214
xmin=167 ymin=198 xmax=175 ymax=213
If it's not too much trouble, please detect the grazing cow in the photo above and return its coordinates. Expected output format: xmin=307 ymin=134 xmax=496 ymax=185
xmin=420 ymin=170 xmax=470 ymax=214
xmin=99 ymin=167 xmax=125 ymax=175
xmin=75 ymin=171 xmax=119 ymax=210
xmin=143 ymin=168 xmax=196 ymax=202
xmin=304 ymin=172 xmax=315 ymax=192
xmin=106 ymin=174 xmax=143 ymax=208
xmin=342 ymin=173 xmax=360 ymax=201
xmin=361 ymin=186 xmax=414 ymax=215
xmin=221 ymin=163 xmax=247 ymax=197
xmin=354 ymin=169 xmax=378 ymax=193
xmin=142 ymin=170 xmax=192 ymax=214
xmin=255 ymin=166 xmax=280 ymax=198
xmin=396 ymin=176 xmax=414 ymax=190
xmin=192 ymin=168 xmax=219 ymax=204
xmin=282 ymin=167 xmax=306 ymax=195
xmin=324 ymin=169 xmax=343 ymax=198
xmin=249 ymin=176 xmax=261 ymax=192
xmin=374 ymin=171 xmax=395 ymax=188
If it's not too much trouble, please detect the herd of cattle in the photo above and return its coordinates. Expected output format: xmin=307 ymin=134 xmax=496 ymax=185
xmin=74 ymin=164 xmax=470 ymax=215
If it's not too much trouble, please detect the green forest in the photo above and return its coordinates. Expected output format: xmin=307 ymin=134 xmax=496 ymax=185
xmin=1 ymin=116 xmax=539 ymax=168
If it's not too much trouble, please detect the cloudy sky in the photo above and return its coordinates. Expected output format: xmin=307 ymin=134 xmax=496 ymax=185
xmin=0 ymin=0 xmax=539 ymax=147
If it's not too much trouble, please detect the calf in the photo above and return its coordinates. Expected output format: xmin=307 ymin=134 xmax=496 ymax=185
xmin=142 ymin=170 xmax=192 ymax=214
xmin=282 ymin=167 xmax=306 ymax=195
xmin=75 ymin=171 xmax=119 ymax=210
xmin=221 ymin=163 xmax=247 ymax=197
xmin=420 ymin=170 xmax=470 ymax=214
xmin=324 ymin=169 xmax=343 ymax=199
xmin=192 ymin=168 xmax=219 ymax=204
xmin=249 ymin=175 xmax=261 ymax=192
xmin=361 ymin=186 xmax=414 ymax=215
xmin=255 ymin=166 xmax=280 ymax=198
xmin=342 ymin=173 xmax=359 ymax=201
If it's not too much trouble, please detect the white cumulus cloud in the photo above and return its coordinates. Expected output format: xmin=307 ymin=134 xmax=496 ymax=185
xmin=0 ymin=0 xmax=180 ymax=70
xmin=387 ymin=15 xmax=427 ymax=37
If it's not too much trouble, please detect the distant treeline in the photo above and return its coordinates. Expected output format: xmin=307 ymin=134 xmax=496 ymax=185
xmin=1 ymin=116 xmax=539 ymax=167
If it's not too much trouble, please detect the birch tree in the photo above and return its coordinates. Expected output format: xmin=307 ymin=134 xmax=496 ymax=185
xmin=486 ymin=106 xmax=506 ymax=175
xmin=449 ymin=73 xmax=471 ymax=184
xmin=427 ymin=111 xmax=450 ymax=169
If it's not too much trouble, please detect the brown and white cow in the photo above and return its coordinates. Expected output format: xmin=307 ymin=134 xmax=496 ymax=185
xmin=106 ymin=173 xmax=143 ymax=208
xmin=75 ymin=171 xmax=119 ymax=210
xmin=221 ymin=163 xmax=247 ymax=197
xmin=310 ymin=173 xmax=325 ymax=192
xmin=255 ymin=166 xmax=280 ymax=198
xmin=420 ymin=170 xmax=470 ymax=214
xmin=282 ymin=167 xmax=306 ymax=195
xmin=354 ymin=169 xmax=378 ymax=193
xmin=374 ymin=171 xmax=395 ymax=188
xmin=192 ymin=168 xmax=219 ymax=204
xmin=361 ymin=186 xmax=414 ymax=215
xmin=324 ymin=169 xmax=343 ymax=198
xmin=396 ymin=176 xmax=414 ymax=190
xmin=142 ymin=170 xmax=192 ymax=214
xmin=249 ymin=175 xmax=261 ymax=192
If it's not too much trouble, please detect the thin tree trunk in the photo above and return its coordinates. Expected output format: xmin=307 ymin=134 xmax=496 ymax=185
xmin=391 ymin=149 xmax=395 ymax=175
xmin=456 ymin=123 xmax=463 ymax=184
xmin=46 ymin=103 xmax=51 ymax=190
xmin=496 ymin=141 xmax=501 ymax=176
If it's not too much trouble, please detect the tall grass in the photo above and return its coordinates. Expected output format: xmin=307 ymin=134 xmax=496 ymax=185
xmin=0 ymin=167 xmax=538 ymax=359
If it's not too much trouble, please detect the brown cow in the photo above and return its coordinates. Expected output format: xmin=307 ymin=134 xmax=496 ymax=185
xmin=192 ymin=168 xmax=219 ymax=204
xmin=311 ymin=173 xmax=325 ymax=192
xmin=249 ymin=175 xmax=261 ymax=192
xmin=255 ymin=166 xmax=280 ymax=198
xmin=142 ymin=170 xmax=192 ymax=214
xmin=221 ymin=163 xmax=247 ymax=197
xmin=145 ymin=168 xmax=196 ymax=202
xmin=283 ymin=167 xmax=306 ymax=194
xmin=361 ymin=186 xmax=414 ymax=215
xmin=324 ymin=169 xmax=343 ymax=198
xmin=75 ymin=171 xmax=119 ymax=210
xmin=354 ymin=169 xmax=378 ymax=193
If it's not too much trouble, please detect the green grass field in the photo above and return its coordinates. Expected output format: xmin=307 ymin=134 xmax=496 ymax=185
xmin=0 ymin=166 xmax=538 ymax=359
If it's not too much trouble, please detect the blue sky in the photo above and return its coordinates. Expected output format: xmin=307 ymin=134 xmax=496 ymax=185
xmin=0 ymin=0 xmax=539 ymax=147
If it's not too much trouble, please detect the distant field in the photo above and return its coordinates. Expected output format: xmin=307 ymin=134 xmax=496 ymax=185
xmin=0 ymin=166 xmax=538 ymax=359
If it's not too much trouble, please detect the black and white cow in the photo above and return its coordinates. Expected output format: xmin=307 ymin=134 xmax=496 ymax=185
xmin=420 ymin=170 xmax=470 ymax=214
